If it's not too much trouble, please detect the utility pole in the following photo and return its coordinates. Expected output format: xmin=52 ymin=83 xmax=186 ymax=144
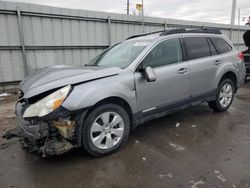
xmin=230 ymin=0 xmax=236 ymax=40
xmin=127 ymin=0 xmax=129 ymax=15
xmin=230 ymin=0 xmax=236 ymax=26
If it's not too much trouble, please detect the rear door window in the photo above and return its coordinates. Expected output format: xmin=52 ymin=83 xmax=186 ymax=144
xmin=183 ymin=37 xmax=211 ymax=60
xmin=211 ymin=37 xmax=232 ymax=54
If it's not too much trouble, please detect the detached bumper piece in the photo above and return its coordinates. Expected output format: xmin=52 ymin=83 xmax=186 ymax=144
xmin=41 ymin=138 xmax=74 ymax=156
xmin=16 ymin=102 xmax=76 ymax=157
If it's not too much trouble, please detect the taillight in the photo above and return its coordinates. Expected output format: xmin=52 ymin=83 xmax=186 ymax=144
xmin=238 ymin=52 xmax=244 ymax=61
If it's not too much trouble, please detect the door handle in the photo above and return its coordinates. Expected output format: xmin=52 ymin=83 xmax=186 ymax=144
xmin=178 ymin=68 xmax=188 ymax=74
xmin=214 ymin=60 xmax=222 ymax=65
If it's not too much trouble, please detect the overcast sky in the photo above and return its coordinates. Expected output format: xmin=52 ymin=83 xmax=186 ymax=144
xmin=4 ymin=0 xmax=250 ymax=25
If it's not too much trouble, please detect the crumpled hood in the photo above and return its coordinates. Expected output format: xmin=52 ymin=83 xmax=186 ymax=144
xmin=21 ymin=65 xmax=122 ymax=99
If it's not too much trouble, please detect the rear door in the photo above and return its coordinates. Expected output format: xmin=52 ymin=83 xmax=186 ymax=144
xmin=182 ymin=36 xmax=219 ymax=99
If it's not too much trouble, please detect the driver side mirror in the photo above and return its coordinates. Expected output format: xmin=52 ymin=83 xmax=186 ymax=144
xmin=144 ymin=66 xmax=156 ymax=82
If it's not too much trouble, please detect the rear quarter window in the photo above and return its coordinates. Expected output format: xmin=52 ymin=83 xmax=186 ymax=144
xmin=211 ymin=37 xmax=232 ymax=54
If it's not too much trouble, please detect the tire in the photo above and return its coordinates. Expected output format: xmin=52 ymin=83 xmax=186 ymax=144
xmin=81 ymin=104 xmax=130 ymax=157
xmin=208 ymin=79 xmax=235 ymax=112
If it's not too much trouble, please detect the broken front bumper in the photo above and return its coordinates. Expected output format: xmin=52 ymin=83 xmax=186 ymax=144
xmin=15 ymin=102 xmax=76 ymax=156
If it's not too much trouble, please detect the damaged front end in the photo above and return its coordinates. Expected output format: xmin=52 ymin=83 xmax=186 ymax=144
xmin=15 ymin=85 xmax=81 ymax=157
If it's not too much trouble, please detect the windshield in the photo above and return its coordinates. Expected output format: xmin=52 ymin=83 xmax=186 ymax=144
xmin=87 ymin=40 xmax=151 ymax=68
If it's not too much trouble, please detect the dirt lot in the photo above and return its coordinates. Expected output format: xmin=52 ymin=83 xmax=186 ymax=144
xmin=0 ymin=84 xmax=250 ymax=188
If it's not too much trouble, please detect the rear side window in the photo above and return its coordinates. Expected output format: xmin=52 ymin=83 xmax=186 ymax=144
xmin=183 ymin=37 xmax=211 ymax=60
xmin=211 ymin=37 xmax=232 ymax=54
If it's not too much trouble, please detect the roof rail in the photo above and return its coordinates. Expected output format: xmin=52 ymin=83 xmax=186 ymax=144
xmin=160 ymin=28 xmax=222 ymax=36
xmin=126 ymin=27 xmax=222 ymax=40
xmin=126 ymin=30 xmax=165 ymax=40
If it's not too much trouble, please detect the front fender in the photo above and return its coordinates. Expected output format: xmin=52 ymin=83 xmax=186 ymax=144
xmin=62 ymin=73 xmax=137 ymax=114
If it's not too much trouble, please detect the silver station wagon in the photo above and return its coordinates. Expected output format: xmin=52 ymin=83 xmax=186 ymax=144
xmin=16 ymin=28 xmax=246 ymax=156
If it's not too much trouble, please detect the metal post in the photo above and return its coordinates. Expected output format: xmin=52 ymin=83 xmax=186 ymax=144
xmin=17 ymin=8 xmax=28 ymax=77
xmin=164 ymin=20 xmax=167 ymax=30
xmin=107 ymin=16 xmax=112 ymax=47
xmin=127 ymin=0 xmax=129 ymax=15
xmin=142 ymin=0 xmax=145 ymax=33
xmin=230 ymin=0 xmax=237 ymax=41
xmin=230 ymin=28 xmax=233 ymax=40
xmin=230 ymin=0 xmax=236 ymax=26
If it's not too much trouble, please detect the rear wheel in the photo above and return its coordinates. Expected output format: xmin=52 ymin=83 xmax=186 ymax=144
xmin=81 ymin=104 xmax=130 ymax=156
xmin=208 ymin=79 xmax=235 ymax=112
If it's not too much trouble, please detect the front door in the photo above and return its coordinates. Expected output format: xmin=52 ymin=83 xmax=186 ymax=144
xmin=134 ymin=38 xmax=190 ymax=118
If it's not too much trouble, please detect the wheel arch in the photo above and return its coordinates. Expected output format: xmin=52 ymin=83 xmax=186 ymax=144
xmin=218 ymin=71 xmax=237 ymax=92
xmin=88 ymin=96 xmax=134 ymax=126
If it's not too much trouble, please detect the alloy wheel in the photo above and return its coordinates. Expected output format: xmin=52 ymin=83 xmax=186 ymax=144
xmin=90 ymin=111 xmax=125 ymax=149
xmin=219 ymin=83 xmax=233 ymax=108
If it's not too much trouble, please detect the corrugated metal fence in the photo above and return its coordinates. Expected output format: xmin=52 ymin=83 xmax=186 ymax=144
xmin=0 ymin=1 xmax=248 ymax=85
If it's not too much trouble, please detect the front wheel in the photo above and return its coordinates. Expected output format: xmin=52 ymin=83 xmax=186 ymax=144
xmin=208 ymin=79 xmax=235 ymax=112
xmin=81 ymin=104 xmax=130 ymax=156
